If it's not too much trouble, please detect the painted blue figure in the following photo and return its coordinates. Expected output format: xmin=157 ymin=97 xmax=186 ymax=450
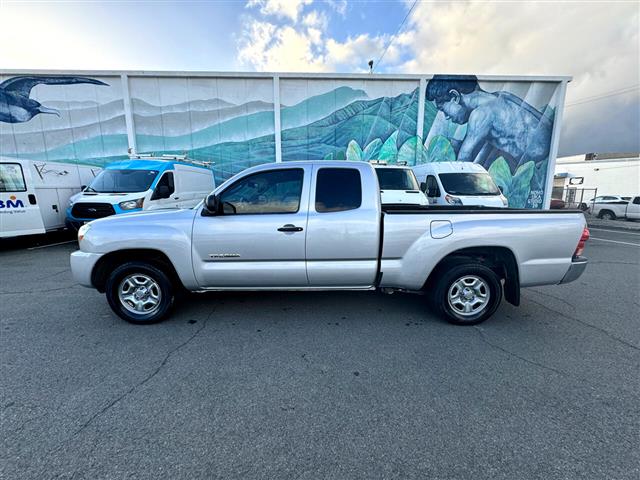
xmin=426 ymin=75 xmax=553 ymax=172
xmin=0 ymin=76 xmax=108 ymax=124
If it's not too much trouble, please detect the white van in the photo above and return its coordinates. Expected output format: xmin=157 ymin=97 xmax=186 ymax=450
xmin=412 ymin=162 xmax=508 ymax=207
xmin=372 ymin=163 xmax=429 ymax=206
xmin=0 ymin=157 xmax=100 ymax=238
xmin=67 ymin=155 xmax=215 ymax=226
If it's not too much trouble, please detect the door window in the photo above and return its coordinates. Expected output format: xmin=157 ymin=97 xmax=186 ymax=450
xmin=315 ymin=168 xmax=362 ymax=212
xmin=0 ymin=163 xmax=27 ymax=192
xmin=426 ymin=175 xmax=441 ymax=197
xmin=151 ymin=172 xmax=175 ymax=200
xmin=633 ymin=197 xmax=640 ymax=205
xmin=219 ymin=169 xmax=303 ymax=214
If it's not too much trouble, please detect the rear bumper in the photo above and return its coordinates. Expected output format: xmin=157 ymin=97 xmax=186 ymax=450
xmin=70 ymin=251 xmax=103 ymax=288
xmin=559 ymin=256 xmax=588 ymax=284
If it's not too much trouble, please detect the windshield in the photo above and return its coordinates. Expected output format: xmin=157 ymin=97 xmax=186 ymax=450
xmin=438 ymin=173 xmax=500 ymax=196
xmin=375 ymin=168 xmax=419 ymax=190
xmin=88 ymin=169 xmax=159 ymax=193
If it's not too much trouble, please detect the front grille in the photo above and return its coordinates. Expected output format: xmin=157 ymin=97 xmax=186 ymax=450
xmin=71 ymin=202 xmax=115 ymax=219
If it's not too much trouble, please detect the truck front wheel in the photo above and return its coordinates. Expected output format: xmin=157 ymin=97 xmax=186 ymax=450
xmin=105 ymin=262 xmax=174 ymax=324
xmin=432 ymin=264 xmax=503 ymax=325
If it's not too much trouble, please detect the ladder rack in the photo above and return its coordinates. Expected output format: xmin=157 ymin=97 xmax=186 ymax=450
xmin=128 ymin=153 xmax=214 ymax=168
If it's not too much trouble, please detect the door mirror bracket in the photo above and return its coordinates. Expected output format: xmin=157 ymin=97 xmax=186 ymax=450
xmin=202 ymin=194 xmax=221 ymax=216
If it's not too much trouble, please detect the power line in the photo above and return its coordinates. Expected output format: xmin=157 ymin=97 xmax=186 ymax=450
xmin=372 ymin=0 xmax=418 ymax=73
xmin=566 ymin=84 xmax=640 ymax=107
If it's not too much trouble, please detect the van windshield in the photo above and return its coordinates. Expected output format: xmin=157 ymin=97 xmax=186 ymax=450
xmin=439 ymin=173 xmax=500 ymax=196
xmin=375 ymin=168 xmax=419 ymax=190
xmin=88 ymin=169 xmax=159 ymax=193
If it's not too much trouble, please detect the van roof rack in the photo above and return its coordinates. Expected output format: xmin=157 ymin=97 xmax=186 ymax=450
xmin=369 ymin=160 xmax=388 ymax=165
xmin=128 ymin=153 xmax=214 ymax=168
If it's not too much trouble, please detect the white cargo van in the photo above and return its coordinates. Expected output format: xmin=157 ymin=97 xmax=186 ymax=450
xmin=371 ymin=163 xmax=429 ymax=206
xmin=0 ymin=157 xmax=100 ymax=238
xmin=412 ymin=162 xmax=508 ymax=207
xmin=67 ymin=155 xmax=215 ymax=226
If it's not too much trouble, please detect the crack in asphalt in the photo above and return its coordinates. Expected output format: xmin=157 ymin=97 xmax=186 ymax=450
xmin=0 ymin=284 xmax=79 ymax=295
xmin=525 ymin=296 xmax=639 ymax=352
xmin=529 ymin=288 xmax=576 ymax=310
xmin=39 ymin=308 xmax=214 ymax=470
xmin=590 ymin=260 xmax=639 ymax=266
xmin=473 ymin=326 xmax=570 ymax=378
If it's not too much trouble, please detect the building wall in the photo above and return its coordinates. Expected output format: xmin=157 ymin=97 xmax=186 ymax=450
xmin=555 ymin=156 xmax=640 ymax=197
xmin=0 ymin=71 xmax=569 ymax=208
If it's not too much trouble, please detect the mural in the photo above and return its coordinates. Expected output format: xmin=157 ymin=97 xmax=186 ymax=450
xmin=0 ymin=72 xmax=564 ymax=208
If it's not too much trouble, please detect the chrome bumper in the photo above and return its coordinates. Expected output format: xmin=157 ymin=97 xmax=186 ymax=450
xmin=559 ymin=256 xmax=588 ymax=284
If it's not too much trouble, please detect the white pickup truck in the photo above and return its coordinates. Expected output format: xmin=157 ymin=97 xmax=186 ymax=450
xmin=71 ymin=161 xmax=589 ymax=326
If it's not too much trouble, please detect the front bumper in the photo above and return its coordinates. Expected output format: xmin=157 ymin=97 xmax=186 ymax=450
xmin=559 ymin=256 xmax=588 ymax=284
xmin=70 ymin=251 xmax=104 ymax=288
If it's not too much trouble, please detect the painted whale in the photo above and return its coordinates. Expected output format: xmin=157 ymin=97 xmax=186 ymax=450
xmin=0 ymin=76 xmax=108 ymax=123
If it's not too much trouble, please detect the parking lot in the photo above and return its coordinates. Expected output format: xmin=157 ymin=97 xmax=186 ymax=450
xmin=1 ymin=228 xmax=639 ymax=479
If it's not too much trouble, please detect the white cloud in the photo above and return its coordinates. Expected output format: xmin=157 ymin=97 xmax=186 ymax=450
xmin=326 ymin=0 xmax=347 ymax=17
xmin=246 ymin=0 xmax=313 ymax=23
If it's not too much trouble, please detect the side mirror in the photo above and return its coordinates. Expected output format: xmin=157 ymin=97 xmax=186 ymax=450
xmin=80 ymin=185 xmax=87 ymax=191
xmin=420 ymin=182 xmax=427 ymax=193
xmin=153 ymin=185 xmax=171 ymax=200
xmin=203 ymin=194 xmax=220 ymax=216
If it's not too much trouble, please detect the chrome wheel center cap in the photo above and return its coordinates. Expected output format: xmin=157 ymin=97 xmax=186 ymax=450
xmin=462 ymin=287 xmax=474 ymax=300
xmin=135 ymin=287 xmax=148 ymax=300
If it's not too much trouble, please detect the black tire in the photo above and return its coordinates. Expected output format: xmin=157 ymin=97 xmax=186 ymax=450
xmin=599 ymin=210 xmax=616 ymax=220
xmin=105 ymin=261 xmax=174 ymax=324
xmin=431 ymin=263 xmax=503 ymax=325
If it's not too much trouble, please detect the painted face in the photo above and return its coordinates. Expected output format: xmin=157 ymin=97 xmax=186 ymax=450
xmin=437 ymin=92 xmax=469 ymax=124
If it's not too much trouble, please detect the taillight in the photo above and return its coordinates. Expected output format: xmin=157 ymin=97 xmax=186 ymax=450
xmin=574 ymin=227 xmax=590 ymax=258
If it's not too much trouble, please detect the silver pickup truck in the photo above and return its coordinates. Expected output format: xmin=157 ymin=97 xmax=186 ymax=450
xmin=71 ymin=161 xmax=589 ymax=326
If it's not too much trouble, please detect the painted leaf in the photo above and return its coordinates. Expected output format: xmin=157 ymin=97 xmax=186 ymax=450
xmin=398 ymin=136 xmax=419 ymax=166
xmin=335 ymin=149 xmax=346 ymax=160
xmin=426 ymin=135 xmax=456 ymax=163
xmin=323 ymin=152 xmax=334 ymax=160
xmin=363 ymin=138 xmax=383 ymax=161
xmin=378 ymin=131 xmax=398 ymax=162
xmin=346 ymin=140 xmax=363 ymax=161
xmin=508 ymin=161 xmax=536 ymax=208
xmin=487 ymin=157 xmax=512 ymax=195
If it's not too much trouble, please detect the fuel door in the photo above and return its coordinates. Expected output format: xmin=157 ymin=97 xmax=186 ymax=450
xmin=430 ymin=220 xmax=453 ymax=239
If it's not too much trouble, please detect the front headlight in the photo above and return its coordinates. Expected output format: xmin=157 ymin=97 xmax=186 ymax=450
xmin=118 ymin=197 xmax=144 ymax=210
xmin=68 ymin=198 xmax=74 ymax=208
xmin=78 ymin=223 xmax=90 ymax=242
xmin=445 ymin=194 xmax=463 ymax=205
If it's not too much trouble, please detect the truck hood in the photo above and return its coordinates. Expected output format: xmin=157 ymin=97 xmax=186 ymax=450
xmin=381 ymin=190 xmax=429 ymax=206
xmin=72 ymin=191 xmax=147 ymax=205
xmin=87 ymin=207 xmax=197 ymax=228
xmin=457 ymin=195 xmax=507 ymax=208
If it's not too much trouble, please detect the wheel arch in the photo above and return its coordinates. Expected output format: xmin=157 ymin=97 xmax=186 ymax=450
xmin=424 ymin=246 xmax=520 ymax=306
xmin=91 ymin=249 xmax=184 ymax=293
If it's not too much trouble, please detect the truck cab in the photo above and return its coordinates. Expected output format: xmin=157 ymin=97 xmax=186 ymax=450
xmin=371 ymin=162 xmax=429 ymax=206
xmin=412 ymin=162 xmax=508 ymax=207
xmin=67 ymin=156 xmax=214 ymax=225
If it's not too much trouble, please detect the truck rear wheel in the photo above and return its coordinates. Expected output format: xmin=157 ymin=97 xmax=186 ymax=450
xmin=105 ymin=262 xmax=174 ymax=324
xmin=598 ymin=210 xmax=616 ymax=220
xmin=432 ymin=264 xmax=502 ymax=325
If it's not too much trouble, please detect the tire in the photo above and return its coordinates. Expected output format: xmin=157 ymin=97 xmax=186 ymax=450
xmin=599 ymin=210 xmax=616 ymax=220
xmin=105 ymin=261 xmax=174 ymax=324
xmin=431 ymin=263 xmax=503 ymax=325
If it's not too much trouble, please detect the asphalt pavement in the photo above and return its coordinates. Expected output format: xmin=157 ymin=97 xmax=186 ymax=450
xmin=1 ymin=231 xmax=638 ymax=479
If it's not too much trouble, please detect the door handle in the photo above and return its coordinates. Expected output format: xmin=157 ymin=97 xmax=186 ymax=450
xmin=278 ymin=224 xmax=303 ymax=232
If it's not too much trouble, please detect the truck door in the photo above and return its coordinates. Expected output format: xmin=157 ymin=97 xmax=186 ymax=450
xmin=0 ymin=161 xmax=46 ymax=238
xmin=305 ymin=165 xmax=380 ymax=286
xmin=192 ymin=166 xmax=310 ymax=287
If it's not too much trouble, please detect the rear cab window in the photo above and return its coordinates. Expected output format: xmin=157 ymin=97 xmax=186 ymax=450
xmin=0 ymin=163 xmax=27 ymax=192
xmin=315 ymin=168 xmax=362 ymax=212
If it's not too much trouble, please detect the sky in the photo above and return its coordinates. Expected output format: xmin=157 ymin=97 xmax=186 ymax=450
xmin=0 ymin=0 xmax=638 ymax=156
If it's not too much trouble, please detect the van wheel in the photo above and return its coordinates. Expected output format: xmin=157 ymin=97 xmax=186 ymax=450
xmin=432 ymin=264 xmax=502 ymax=325
xmin=105 ymin=262 xmax=174 ymax=324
